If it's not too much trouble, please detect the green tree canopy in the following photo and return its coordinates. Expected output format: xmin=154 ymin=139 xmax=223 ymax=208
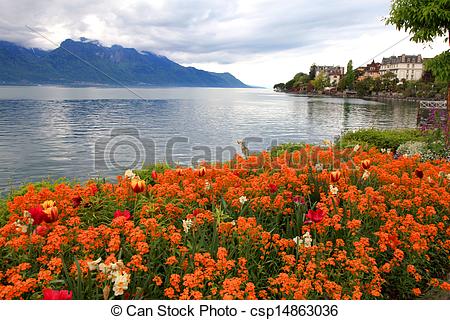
xmin=344 ymin=60 xmax=355 ymax=90
xmin=312 ymin=71 xmax=330 ymax=91
xmin=386 ymin=0 xmax=449 ymax=43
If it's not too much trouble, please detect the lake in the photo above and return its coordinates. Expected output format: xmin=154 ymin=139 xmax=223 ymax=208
xmin=0 ymin=86 xmax=418 ymax=191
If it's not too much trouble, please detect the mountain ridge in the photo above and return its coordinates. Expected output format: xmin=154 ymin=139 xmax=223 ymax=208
xmin=0 ymin=39 xmax=249 ymax=88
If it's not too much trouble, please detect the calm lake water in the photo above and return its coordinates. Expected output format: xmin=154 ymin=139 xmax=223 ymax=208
xmin=0 ymin=86 xmax=418 ymax=191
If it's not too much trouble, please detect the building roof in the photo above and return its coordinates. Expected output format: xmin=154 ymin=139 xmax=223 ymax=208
xmin=382 ymin=54 xmax=423 ymax=65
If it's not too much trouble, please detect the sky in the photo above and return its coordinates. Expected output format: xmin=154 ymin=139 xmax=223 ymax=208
xmin=0 ymin=0 xmax=447 ymax=87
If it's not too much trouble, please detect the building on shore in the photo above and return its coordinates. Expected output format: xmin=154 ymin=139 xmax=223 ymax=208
xmin=380 ymin=54 xmax=424 ymax=81
xmin=357 ymin=60 xmax=381 ymax=81
xmin=315 ymin=66 xmax=345 ymax=85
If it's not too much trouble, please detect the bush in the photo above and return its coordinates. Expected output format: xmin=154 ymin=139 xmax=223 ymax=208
xmin=270 ymin=142 xmax=306 ymax=157
xmin=337 ymin=128 xmax=426 ymax=150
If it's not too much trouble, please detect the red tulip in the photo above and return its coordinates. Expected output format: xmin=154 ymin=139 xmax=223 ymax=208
xmin=131 ymin=178 xmax=146 ymax=193
xmin=114 ymin=209 xmax=131 ymax=220
xmin=43 ymin=289 xmax=73 ymax=300
xmin=35 ymin=225 xmax=50 ymax=236
xmin=193 ymin=209 xmax=200 ymax=217
xmin=151 ymin=170 xmax=158 ymax=180
xmin=415 ymin=169 xmax=424 ymax=179
xmin=176 ymin=168 xmax=183 ymax=176
xmin=43 ymin=206 xmax=58 ymax=223
xmin=28 ymin=206 xmax=45 ymax=225
xmin=330 ymin=170 xmax=341 ymax=183
xmin=306 ymin=208 xmax=325 ymax=223
xmin=268 ymin=183 xmax=278 ymax=193
xmin=361 ymin=159 xmax=371 ymax=170
xmin=198 ymin=167 xmax=206 ymax=177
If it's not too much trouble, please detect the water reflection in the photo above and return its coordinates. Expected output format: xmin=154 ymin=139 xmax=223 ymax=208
xmin=0 ymin=87 xmax=418 ymax=191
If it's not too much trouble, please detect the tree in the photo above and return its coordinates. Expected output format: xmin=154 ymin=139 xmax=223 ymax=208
xmin=344 ymin=60 xmax=356 ymax=90
xmin=386 ymin=0 xmax=450 ymax=121
xmin=309 ymin=64 xmax=317 ymax=80
xmin=273 ymin=83 xmax=286 ymax=92
xmin=381 ymin=72 xmax=399 ymax=92
xmin=312 ymin=71 xmax=330 ymax=91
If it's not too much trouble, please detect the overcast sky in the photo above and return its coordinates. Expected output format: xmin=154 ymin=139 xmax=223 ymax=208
xmin=0 ymin=0 xmax=447 ymax=87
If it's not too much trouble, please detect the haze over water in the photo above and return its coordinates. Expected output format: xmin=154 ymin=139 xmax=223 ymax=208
xmin=0 ymin=86 xmax=417 ymax=191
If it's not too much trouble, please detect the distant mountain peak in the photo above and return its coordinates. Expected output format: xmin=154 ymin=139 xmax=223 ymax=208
xmin=0 ymin=38 xmax=249 ymax=88
xmin=79 ymin=37 xmax=101 ymax=46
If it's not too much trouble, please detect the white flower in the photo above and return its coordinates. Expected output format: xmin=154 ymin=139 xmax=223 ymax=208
xmin=87 ymin=257 xmax=102 ymax=271
xmin=293 ymin=236 xmax=303 ymax=246
xmin=124 ymin=169 xmax=136 ymax=179
xmin=323 ymin=139 xmax=332 ymax=146
xmin=23 ymin=210 xmax=34 ymax=225
xmin=293 ymin=232 xmax=313 ymax=248
xmin=182 ymin=219 xmax=193 ymax=233
xmin=13 ymin=221 xmax=28 ymax=234
xmin=315 ymin=163 xmax=324 ymax=172
xmin=112 ymin=271 xmax=131 ymax=296
xmin=386 ymin=148 xmax=391 ymax=155
xmin=231 ymin=220 xmax=236 ymax=226
xmin=380 ymin=148 xmax=386 ymax=153
xmin=99 ymin=260 xmax=125 ymax=279
xmin=362 ymin=170 xmax=370 ymax=180
xmin=205 ymin=180 xmax=211 ymax=190
xmin=239 ymin=196 xmax=248 ymax=205
xmin=353 ymin=145 xmax=360 ymax=152
xmin=446 ymin=173 xmax=450 ymax=180
xmin=302 ymin=231 xmax=312 ymax=247
xmin=329 ymin=185 xmax=339 ymax=196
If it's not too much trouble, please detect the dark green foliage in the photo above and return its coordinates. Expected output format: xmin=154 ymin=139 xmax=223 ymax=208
xmin=344 ymin=60 xmax=355 ymax=90
xmin=273 ymin=83 xmax=286 ymax=91
xmin=425 ymin=50 xmax=450 ymax=83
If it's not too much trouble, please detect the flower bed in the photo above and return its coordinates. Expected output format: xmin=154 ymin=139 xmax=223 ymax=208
xmin=1 ymin=146 xmax=449 ymax=299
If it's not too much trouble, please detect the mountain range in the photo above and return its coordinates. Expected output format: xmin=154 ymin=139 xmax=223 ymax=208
xmin=0 ymin=38 xmax=248 ymax=87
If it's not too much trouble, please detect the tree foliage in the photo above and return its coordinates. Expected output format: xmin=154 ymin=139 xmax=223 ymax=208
xmin=344 ymin=60 xmax=355 ymax=90
xmin=386 ymin=0 xmax=449 ymax=43
xmin=425 ymin=50 xmax=450 ymax=83
xmin=312 ymin=71 xmax=330 ymax=91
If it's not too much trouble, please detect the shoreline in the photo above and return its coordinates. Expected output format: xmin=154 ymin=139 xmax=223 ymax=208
xmin=279 ymin=91 xmax=446 ymax=104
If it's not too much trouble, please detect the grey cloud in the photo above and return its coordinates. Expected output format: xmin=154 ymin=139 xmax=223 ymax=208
xmin=0 ymin=0 xmax=391 ymax=64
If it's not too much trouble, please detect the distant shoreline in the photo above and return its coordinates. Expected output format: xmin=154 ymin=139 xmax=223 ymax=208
xmin=279 ymin=91 xmax=440 ymax=104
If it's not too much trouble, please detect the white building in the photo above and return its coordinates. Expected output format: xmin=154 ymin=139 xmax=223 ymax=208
xmin=380 ymin=54 xmax=423 ymax=81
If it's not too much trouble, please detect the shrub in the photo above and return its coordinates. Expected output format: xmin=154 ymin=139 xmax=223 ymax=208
xmin=337 ymin=128 xmax=426 ymax=150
